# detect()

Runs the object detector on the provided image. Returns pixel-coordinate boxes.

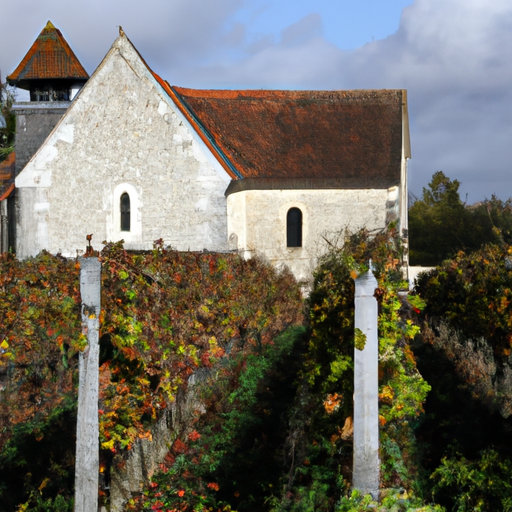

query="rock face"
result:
[423,322,512,419]
[109,410,175,511]
[109,371,208,511]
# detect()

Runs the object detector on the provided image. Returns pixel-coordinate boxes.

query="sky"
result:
[1,0,511,203]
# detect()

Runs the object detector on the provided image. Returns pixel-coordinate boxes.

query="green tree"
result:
[409,171,470,265]
[468,195,512,247]
[409,172,512,266]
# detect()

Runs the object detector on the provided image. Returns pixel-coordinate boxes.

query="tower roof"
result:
[7,21,89,90]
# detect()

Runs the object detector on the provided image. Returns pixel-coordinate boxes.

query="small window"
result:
[120,193,131,231]
[287,207,302,247]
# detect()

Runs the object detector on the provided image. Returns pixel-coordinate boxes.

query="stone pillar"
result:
[0,200,8,253]
[75,257,101,512]
[352,270,380,499]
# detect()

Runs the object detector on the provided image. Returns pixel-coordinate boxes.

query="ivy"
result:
[255,226,432,511]
[0,228,440,511]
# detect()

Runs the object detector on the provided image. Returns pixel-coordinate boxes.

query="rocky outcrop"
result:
[109,370,210,511]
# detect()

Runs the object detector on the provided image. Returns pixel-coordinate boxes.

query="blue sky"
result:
[1,0,511,203]
[233,0,413,50]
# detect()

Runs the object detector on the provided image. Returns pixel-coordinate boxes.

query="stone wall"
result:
[227,187,393,284]
[12,103,69,175]
[109,410,175,512]
[15,36,230,259]
[109,370,209,512]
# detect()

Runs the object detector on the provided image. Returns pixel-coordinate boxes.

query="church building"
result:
[8,23,411,283]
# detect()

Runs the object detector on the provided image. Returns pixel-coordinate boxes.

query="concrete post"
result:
[353,270,380,499]
[75,257,101,512]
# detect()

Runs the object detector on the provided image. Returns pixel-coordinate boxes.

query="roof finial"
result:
[118,25,125,37]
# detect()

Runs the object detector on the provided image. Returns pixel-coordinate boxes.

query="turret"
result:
[7,21,89,174]
[7,21,88,102]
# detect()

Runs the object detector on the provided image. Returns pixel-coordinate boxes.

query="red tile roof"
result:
[0,153,15,201]
[171,88,407,185]
[7,21,88,88]
[124,34,408,186]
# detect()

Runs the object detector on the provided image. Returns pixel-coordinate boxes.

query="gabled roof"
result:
[130,30,407,186]
[171,88,407,185]
[0,153,15,201]
[13,28,409,191]
[7,21,88,89]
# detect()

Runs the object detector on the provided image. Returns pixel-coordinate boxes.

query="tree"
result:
[130,227,434,512]
[409,171,470,265]
[409,171,512,266]
[413,243,512,511]
[0,81,15,161]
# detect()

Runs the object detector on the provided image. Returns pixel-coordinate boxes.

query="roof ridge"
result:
[170,86,243,179]
[112,31,241,180]
[172,88,405,181]
[172,87,404,102]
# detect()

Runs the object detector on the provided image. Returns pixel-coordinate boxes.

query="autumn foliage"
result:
[0,242,303,510]
[0,228,446,511]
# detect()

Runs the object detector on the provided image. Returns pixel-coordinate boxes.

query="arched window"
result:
[120,193,131,232]
[287,207,302,247]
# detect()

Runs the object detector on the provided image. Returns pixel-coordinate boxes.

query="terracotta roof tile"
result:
[172,88,405,184]
[0,153,15,201]
[7,21,88,87]
[131,34,406,185]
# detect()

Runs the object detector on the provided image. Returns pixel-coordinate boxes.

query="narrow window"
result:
[287,207,302,247]
[120,193,131,231]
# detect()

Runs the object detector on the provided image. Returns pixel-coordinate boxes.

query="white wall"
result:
[16,36,229,258]
[227,188,392,284]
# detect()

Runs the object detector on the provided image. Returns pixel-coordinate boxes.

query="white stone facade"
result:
[14,33,410,283]
[16,36,230,258]
[227,187,400,284]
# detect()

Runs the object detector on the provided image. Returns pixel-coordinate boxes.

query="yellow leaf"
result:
[1,340,9,350]
[38,477,50,492]
[101,439,115,450]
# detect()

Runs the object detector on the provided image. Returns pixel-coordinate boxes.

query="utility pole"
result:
[75,237,101,512]
[352,270,380,500]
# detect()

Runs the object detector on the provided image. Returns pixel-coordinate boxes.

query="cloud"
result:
[360,0,512,201]
[280,13,322,46]
[179,12,346,89]
[193,0,512,201]
[0,0,244,77]
[1,0,511,201]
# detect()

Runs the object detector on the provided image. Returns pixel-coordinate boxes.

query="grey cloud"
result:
[280,13,322,46]
[191,0,512,201]
[1,0,511,202]
[0,0,243,77]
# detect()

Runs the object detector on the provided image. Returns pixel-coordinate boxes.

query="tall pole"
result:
[352,270,380,499]
[75,254,101,512]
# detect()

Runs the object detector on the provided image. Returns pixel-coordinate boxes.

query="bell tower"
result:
[7,21,89,174]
